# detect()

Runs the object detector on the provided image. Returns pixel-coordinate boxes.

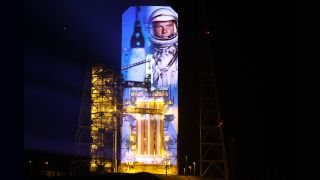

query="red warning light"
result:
[217,120,224,128]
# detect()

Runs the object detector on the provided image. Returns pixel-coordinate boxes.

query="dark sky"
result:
[24,0,294,179]
[24,0,130,155]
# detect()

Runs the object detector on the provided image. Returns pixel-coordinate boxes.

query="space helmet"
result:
[148,7,178,47]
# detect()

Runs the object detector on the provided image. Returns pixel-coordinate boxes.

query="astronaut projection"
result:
[120,6,178,174]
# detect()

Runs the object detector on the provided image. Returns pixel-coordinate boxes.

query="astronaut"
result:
[148,7,178,88]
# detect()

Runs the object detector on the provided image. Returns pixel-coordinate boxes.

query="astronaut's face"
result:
[153,20,175,39]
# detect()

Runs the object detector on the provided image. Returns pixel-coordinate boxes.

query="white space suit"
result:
[148,8,178,88]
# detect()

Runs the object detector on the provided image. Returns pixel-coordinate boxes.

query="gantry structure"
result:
[71,63,122,175]
[198,0,230,179]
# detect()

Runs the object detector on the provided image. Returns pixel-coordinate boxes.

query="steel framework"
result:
[70,62,92,175]
[70,63,122,175]
[198,1,230,179]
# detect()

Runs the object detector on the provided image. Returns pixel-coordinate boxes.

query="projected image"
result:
[120,6,178,174]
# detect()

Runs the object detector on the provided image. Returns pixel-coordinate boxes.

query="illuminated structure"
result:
[71,4,229,177]
[71,61,177,175]
[119,6,178,175]
[89,64,121,173]
[71,63,122,175]
[119,89,176,174]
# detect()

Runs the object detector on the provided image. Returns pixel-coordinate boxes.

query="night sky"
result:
[24,0,294,179]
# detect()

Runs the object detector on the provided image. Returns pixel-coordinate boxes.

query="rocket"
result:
[126,6,146,82]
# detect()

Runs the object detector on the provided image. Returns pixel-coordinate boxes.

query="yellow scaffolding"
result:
[90,65,119,173]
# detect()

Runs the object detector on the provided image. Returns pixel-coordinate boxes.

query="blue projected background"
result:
[120,6,178,172]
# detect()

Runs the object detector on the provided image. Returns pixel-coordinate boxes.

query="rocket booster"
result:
[126,7,146,82]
